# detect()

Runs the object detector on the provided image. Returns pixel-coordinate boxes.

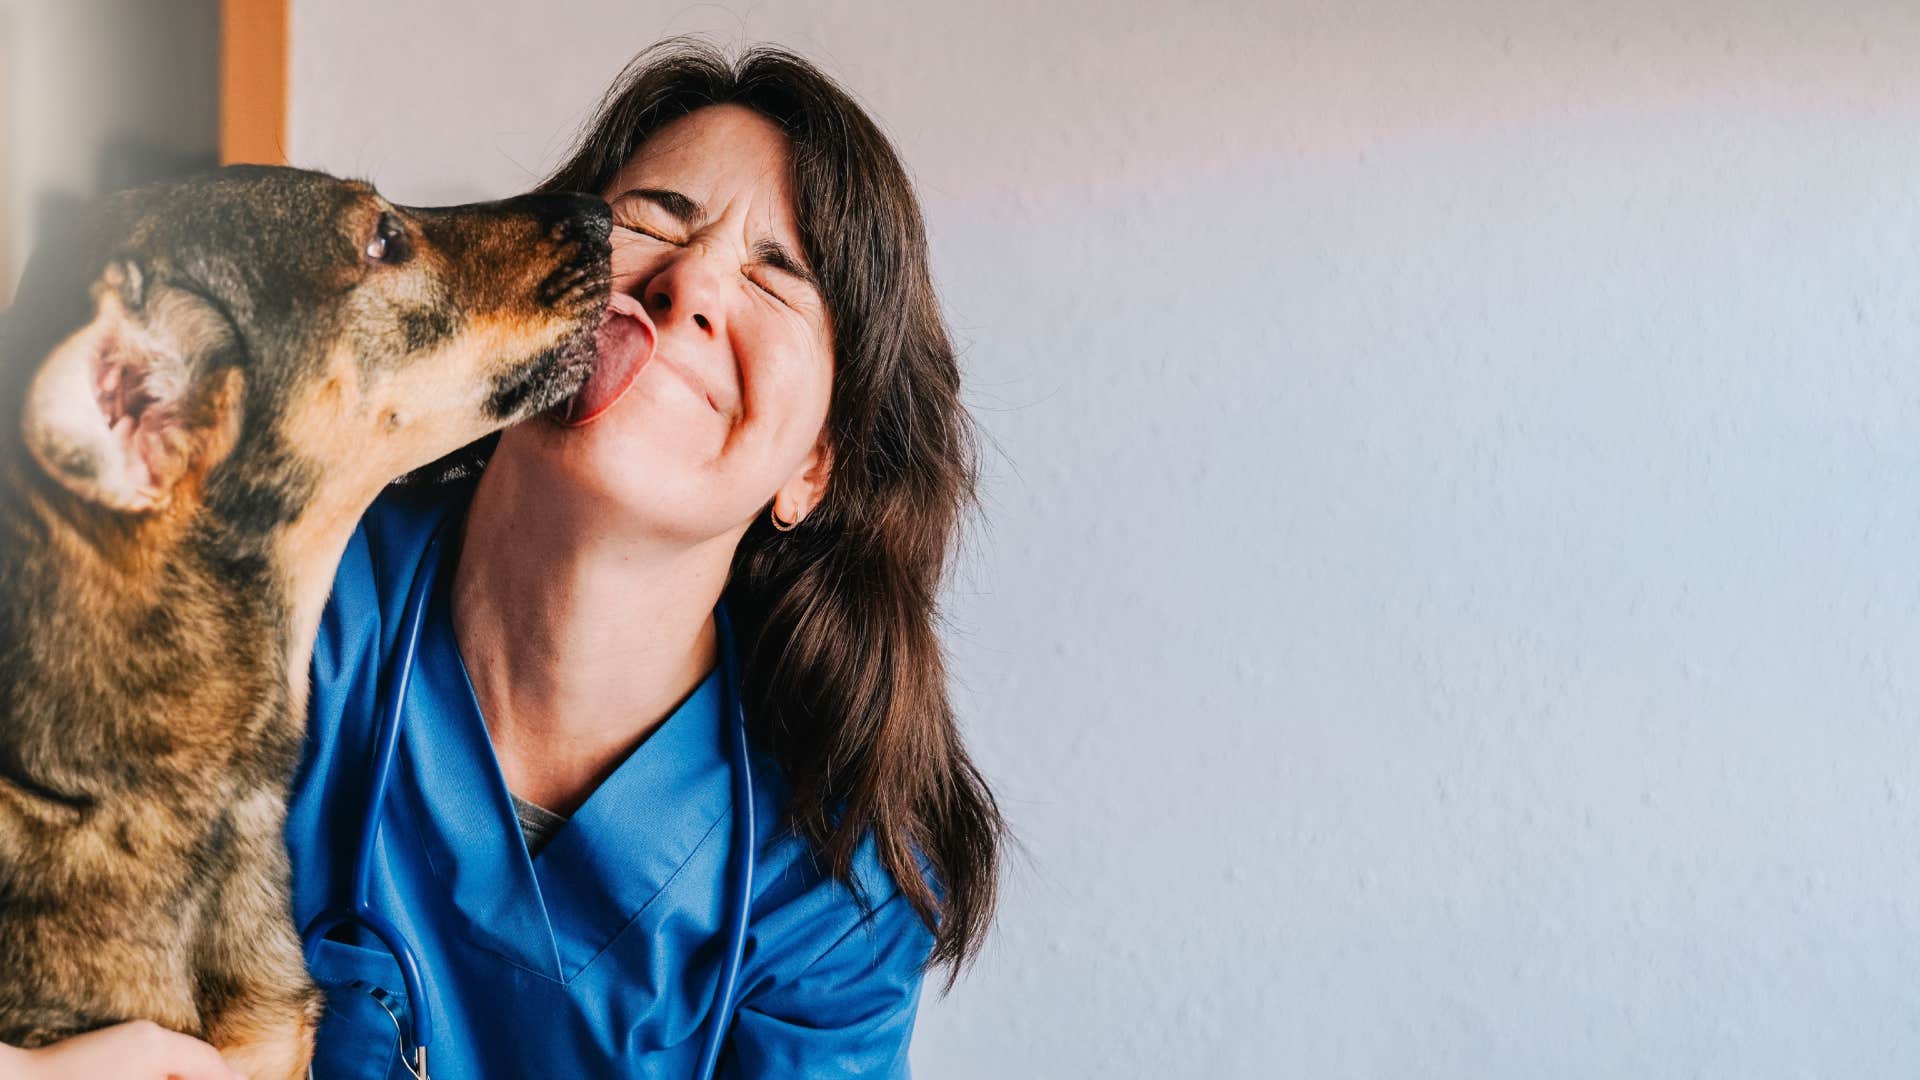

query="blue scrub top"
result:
[286,481,935,1078]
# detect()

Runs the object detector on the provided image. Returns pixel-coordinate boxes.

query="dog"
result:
[0,165,610,1076]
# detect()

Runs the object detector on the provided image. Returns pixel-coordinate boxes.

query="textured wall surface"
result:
[289,3,1920,1076]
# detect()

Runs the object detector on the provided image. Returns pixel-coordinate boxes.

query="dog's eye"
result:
[364,213,411,265]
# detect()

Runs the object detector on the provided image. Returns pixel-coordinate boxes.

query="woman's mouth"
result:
[554,291,655,427]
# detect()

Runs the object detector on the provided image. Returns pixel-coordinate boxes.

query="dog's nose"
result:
[528,193,612,249]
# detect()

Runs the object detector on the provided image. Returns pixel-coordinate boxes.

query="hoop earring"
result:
[769,503,800,532]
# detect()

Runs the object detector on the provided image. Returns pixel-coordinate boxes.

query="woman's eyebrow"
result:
[610,187,703,226]
[753,237,820,292]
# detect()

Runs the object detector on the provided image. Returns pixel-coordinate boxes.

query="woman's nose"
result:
[643,249,723,338]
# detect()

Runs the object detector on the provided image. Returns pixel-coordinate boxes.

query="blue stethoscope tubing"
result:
[299,520,757,1080]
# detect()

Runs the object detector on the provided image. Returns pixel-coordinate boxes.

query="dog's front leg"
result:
[193,788,323,1080]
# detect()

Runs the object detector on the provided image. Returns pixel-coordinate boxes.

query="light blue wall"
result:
[291,3,1920,1075]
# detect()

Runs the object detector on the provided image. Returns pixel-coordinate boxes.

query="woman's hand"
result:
[0,1021,245,1080]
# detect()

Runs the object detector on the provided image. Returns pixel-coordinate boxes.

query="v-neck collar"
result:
[396,513,734,983]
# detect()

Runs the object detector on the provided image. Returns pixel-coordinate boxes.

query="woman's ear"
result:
[778,434,834,521]
[21,261,244,513]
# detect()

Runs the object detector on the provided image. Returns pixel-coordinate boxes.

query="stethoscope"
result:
[300,520,757,1080]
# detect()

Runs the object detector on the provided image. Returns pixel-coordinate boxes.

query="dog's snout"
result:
[498,192,612,321]
[528,193,612,250]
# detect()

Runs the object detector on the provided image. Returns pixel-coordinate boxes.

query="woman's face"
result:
[504,104,834,544]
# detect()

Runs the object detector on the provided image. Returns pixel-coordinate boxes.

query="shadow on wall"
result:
[4,142,219,311]
[28,137,220,277]
[1,0,220,308]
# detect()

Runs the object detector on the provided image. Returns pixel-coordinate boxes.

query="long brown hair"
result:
[537,40,1002,982]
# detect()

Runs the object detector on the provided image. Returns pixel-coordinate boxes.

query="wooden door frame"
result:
[221,0,288,165]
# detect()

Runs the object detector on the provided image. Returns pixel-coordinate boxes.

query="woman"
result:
[1,39,1001,1079]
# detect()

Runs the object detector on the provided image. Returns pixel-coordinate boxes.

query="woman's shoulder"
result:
[326,481,474,617]
[312,478,474,695]
[729,761,937,1060]
[350,479,475,587]
[741,759,938,983]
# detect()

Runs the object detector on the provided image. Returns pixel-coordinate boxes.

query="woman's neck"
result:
[449,446,731,816]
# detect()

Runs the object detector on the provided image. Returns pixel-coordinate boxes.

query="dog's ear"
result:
[21,260,245,513]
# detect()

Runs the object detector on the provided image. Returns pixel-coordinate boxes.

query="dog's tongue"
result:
[558,292,655,427]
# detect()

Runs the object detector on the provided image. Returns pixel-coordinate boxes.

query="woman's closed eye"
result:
[748,241,819,311]
[747,270,789,306]
[613,220,680,246]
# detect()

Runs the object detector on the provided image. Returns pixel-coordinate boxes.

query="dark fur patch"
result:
[42,444,96,484]
[484,322,598,420]
[0,757,95,816]
[400,304,459,353]
[535,264,601,308]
